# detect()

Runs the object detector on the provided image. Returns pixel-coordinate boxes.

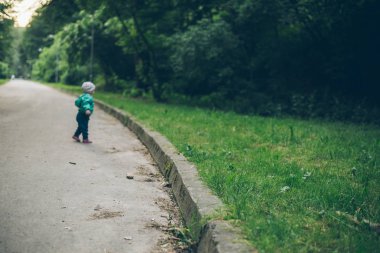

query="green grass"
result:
[0,79,8,85]
[50,82,380,252]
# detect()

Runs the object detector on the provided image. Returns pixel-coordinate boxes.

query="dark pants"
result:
[74,112,90,139]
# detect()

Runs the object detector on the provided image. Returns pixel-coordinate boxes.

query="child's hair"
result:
[82,81,96,93]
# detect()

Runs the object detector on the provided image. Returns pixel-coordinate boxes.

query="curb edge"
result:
[51,85,256,253]
[94,99,256,253]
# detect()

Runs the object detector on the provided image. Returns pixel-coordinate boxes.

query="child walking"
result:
[72,81,95,144]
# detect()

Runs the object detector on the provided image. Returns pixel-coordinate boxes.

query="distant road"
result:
[0,80,176,253]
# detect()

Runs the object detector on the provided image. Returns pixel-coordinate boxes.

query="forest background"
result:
[1,0,380,122]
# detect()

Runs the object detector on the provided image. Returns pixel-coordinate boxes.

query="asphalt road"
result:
[0,80,178,253]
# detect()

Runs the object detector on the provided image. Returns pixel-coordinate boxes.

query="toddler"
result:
[72,81,95,144]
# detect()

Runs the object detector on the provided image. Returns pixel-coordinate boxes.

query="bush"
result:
[169,18,241,97]
[0,61,9,79]
[61,65,88,85]
[32,41,62,82]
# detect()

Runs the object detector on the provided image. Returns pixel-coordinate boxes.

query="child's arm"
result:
[82,96,94,115]
[75,96,82,107]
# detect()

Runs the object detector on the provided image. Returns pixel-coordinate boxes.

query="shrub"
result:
[169,18,241,97]
[0,61,9,79]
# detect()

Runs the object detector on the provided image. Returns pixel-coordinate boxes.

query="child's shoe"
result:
[72,136,80,142]
[83,139,92,144]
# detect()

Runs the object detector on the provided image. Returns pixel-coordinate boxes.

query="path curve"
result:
[0,80,179,253]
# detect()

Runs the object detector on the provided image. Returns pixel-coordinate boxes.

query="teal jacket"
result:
[75,93,94,114]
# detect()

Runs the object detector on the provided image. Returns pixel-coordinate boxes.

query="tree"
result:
[169,18,241,97]
[0,0,14,78]
[22,0,380,121]
[20,0,80,77]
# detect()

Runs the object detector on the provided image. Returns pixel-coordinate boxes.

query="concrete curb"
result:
[94,100,256,253]
[52,84,256,253]
[198,221,257,253]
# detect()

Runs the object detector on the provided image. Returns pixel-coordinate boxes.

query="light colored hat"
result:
[82,81,96,93]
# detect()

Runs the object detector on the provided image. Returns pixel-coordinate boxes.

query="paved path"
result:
[0,80,178,253]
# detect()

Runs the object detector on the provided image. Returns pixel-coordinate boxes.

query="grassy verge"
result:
[50,82,380,252]
[0,79,8,85]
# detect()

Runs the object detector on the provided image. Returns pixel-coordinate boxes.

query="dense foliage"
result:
[0,1,15,78]
[20,0,380,123]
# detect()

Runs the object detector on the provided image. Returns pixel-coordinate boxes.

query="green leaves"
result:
[0,1,14,77]
[18,0,380,122]
[169,18,240,96]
